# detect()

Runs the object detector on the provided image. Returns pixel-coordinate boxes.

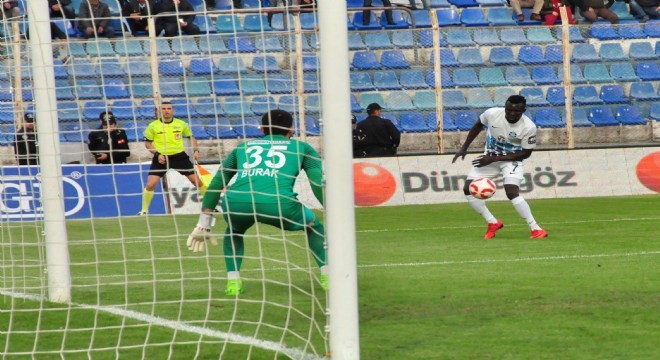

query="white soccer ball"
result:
[469,177,496,199]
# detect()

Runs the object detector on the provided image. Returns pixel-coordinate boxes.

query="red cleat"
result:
[530,229,548,239]
[484,220,503,239]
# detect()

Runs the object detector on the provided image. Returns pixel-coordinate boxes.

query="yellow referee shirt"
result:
[143,118,192,156]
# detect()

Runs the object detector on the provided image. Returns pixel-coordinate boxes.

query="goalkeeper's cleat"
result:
[530,229,548,239]
[484,219,504,239]
[136,211,148,216]
[320,274,329,292]
[225,279,244,296]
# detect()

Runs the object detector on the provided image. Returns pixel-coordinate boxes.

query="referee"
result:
[138,101,206,215]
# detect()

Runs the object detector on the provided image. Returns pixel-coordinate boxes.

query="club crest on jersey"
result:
[175,133,181,140]
[508,131,517,138]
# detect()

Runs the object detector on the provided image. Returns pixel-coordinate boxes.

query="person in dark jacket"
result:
[352,114,367,158]
[626,0,659,19]
[1,0,20,20]
[78,0,116,38]
[87,111,130,164]
[14,113,38,166]
[574,0,618,23]
[154,0,200,37]
[355,103,400,157]
[122,0,154,35]
[49,0,75,19]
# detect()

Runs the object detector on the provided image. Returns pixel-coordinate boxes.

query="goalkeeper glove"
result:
[186,213,218,253]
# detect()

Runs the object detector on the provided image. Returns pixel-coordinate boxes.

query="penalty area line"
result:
[0,289,323,360]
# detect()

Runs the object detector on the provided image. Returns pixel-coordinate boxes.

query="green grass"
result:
[2,195,659,359]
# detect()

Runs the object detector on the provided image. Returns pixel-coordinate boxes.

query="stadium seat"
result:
[571,44,600,62]
[466,88,494,108]
[554,26,586,43]
[353,51,381,70]
[417,29,443,48]
[350,72,376,91]
[159,78,185,98]
[399,113,430,132]
[544,44,563,63]
[122,121,148,143]
[505,66,534,85]
[629,42,656,60]
[531,66,560,85]
[557,64,587,84]
[142,39,173,56]
[195,15,217,34]
[195,97,226,118]
[461,8,489,26]
[457,48,485,66]
[66,42,88,58]
[159,57,185,76]
[644,20,660,37]
[266,74,293,94]
[428,111,458,131]
[493,87,517,106]
[636,62,660,81]
[449,0,479,7]
[488,8,517,26]
[429,0,451,7]
[189,57,219,75]
[534,108,564,128]
[381,50,411,69]
[227,36,257,53]
[277,95,297,114]
[86,39,115,57]
[619,21,646,39]
[515,8,543,25]
[616,105,646,125]
[546,86,566,106]
[520,88,549,107]
[171,98,198,118]
[501,29,529,45]
[446,29,475,46]
[426,69,455,88]
[365,32,394,49]
[302,73,319,93]
[83,101,110,122]
[453,68,480,87]
[599,43,628,61]
[573,86,603,105]
[304,117,322,136]
[111,100,139,121]
[250,96,276,116]
[381,10,409,29]
[306,94,321,113]
[300,12,319,30]
[489,47,517,65]
[55,80,75,101]
[430,49,459,67]
[436,8,461,26]
[413,91,436,110]
[400,70,429,89]
[68,59,96,79]
[407,9,432,28]
[359,92,386,110]
[60,123,90,143]
[479,67,507,86]
[57,101,82,122]
[352,12,381,30]
[216,14,244,33]
[52,59,69,80]
[588,106,618,126]
[185,76,212,97]
[218,57,248,74]
[224,97,254,117]
[76,79,103,100]
[387,91,415,111]
[130,78,153,98]
[255,35,283,52]
[198,37,229,54]
[347,33,367,50]
[374,71,402,90]
[243,14,273,32]
[473,29,500,45]
[454,111,478,130]
[171,38,201,55]
[252,56,281,73]
[569,108,593,127]
[443,90,469,109]
[392,31,414,48]
[299,54,320,72]
[630,82,660,101]
[609,1,635,20]
[649,102,660,121]
[188,119,211,140]
[96,58,125,77]
[527,27,555,44]
[103,78,130,99]
[590,21,620,40]
[610,62,640,81]
[477,0,504,5]
[584,64,612,83]
[213,76,240,96]
[240,75,267,95]
[518,45,548,65]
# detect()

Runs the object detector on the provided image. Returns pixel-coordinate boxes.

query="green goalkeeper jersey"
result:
[202,135,324,209]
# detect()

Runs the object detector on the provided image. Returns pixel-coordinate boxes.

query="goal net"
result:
[1,1,344,358]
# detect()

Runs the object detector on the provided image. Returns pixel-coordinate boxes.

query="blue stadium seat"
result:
[534,108,564,128]
[473,29,500,45]
[196,98,225,118]
[386,91,415,111]
[227,36,256,53]
[255,35,283,52]
[453,68,480,87]
[353,12,382,30]
[590,21,620,40]
[348,33,367,50]
[252,55,281,73]
[527,27,555,44]
[66,42,87,58]
[277,95,297,114]
[466,88,494,108]
[544,44,563,63]
[122,121,148,143]
[159,78,185,98]
[546,86,566,106]
[399,113,430,132]
[436,8,461,26]
[374,71,402,90]
[381,10,409,29]
[158,57,185,76]
[426,69,455,88]
[428,112,458,131]
[449,0,479,7]
[416,29,438,48]
[103,78,130,99]
[213,76,240,96]
[142,39,173,56]
[300,12,319,30]
[407,10,432,28]
[400,70,429,89]
[630,82,660,101]
[111,100,139,121]
[609,1,635,20]
[240,75,267,95]
[304,117,322,136]
[189,120,211,140]
[55,80,75,101]
[501,29,529,45]
[216,14,244,33]
[250,96,276,116]
[190,57,219,75]
[430,49,459,67]
[306,94,322,113]
[52,59,69,80]
[454,111,478,130]
[83,101,109,122]
[266,74,293,94]
[599,43,628,61]
[477,0,505,5]
[569,108,593,127]
[515,8,543,25]
[86,39,115,57]
[243,14,273,32]
[224,97,254,117]
[531,66,560,85]
[359,92,386,110]
[616,105,646,125]
[171,98,199,119]
[298,54,319,72]
[381,50,411,69]
[588,106,618,126]
[488,8,517,26]
[446,29,474,46]
[171,38,201,55]
[461,8,489,26]
[457,48,485,66]
[571,44,600,62]
[130,78,153,98]
[584,64,612,83]
[353,51,381,70]
[479,67,507,86]
[68,59,95,79]
[302,73,319,93]
[489,47,517,65]
[413,91,436,110]
[644,20,660,37]
[365,32,393,49]
[649,102,660,120]
[185,76,212,97]
[392,31,414,48]
[57,101,82,122]
[493,87,517,106]
[520,88,549,107]
[629,42,656,60]
[195,15,217,34]
[96,58,125,77]
[619,21,646,39]
[429,0,451,7]
[76,79,103,100]
[443,90,469,109]
[518,45,548,65]
[51,18,76,38]
[573,86,603,105]
[610,62,640,81]
[218,57,248,74]
[655,40,659,55]
[198,37,229,54]
[61,123,90,143]
[557,64,587,84]
[350,72,376,91]
[554,26,586,43]
[505,66,534,85]
[636,62,660,80]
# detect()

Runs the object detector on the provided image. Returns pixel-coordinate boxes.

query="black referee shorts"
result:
[148,151,195,177]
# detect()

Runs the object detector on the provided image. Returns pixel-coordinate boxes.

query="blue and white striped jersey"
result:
[479,108,537,158]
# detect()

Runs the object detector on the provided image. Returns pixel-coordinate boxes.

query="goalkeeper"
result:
[187,110,328,295]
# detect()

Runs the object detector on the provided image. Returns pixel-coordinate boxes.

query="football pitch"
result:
[1,195,659,359]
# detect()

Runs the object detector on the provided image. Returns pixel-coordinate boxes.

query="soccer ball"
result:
[469,177,496,199]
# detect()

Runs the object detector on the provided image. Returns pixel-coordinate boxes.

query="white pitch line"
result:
[0,289,323,360]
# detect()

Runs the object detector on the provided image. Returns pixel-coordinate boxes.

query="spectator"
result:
[625,0,659,20]
[508,0,545,21]
[352,114,367,158]
[49,0,75,20]
[574,0,618,23]
[544,0,576,25]
[14,113,38,166]
[122,0,154,35]
[233,0,242,9]
[355,103,400,157]
[1,0,20,21]
[363,0,395,26]
[154,0,200,37]
[87,111,131,165]
[78,0,116,38]
[204,0,215,11]
[267,0,288,27]
[298,0,316,10]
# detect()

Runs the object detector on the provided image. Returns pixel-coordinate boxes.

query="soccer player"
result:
[138,101,206,215]
[452,95,548,239]
[186,110,328,295]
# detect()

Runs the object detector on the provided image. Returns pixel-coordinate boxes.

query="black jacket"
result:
[87,128,130,164]
[355,115,401,157]
[155,0,196,26]
[14,127,38,166]
[122,0,154,17]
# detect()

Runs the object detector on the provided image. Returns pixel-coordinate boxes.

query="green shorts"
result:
[220,200,318,233]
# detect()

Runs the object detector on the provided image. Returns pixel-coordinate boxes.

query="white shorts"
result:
[467,160,525,186]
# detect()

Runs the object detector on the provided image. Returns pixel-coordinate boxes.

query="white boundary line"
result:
[0,289,323,360]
